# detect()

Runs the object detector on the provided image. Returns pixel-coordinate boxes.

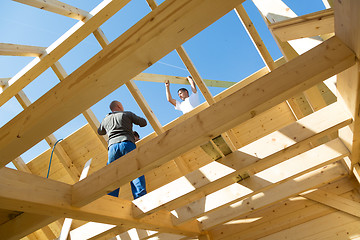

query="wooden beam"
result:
[68,36,354,206]
[13,0,90,21]
[0,43,46,57]
[133,73,236,88]
[301,189,360,218]
[172,138,348,225]
[51,60,108,149]
[354,163,360,184]
[269,9,334,41]
[255,211,359,240]
[58,159,92,240]
[69,222,128,240]
[335,0,360,168]
[0,168,201,236]
[0,0,131,107]
[8,156,59,239]
[13,87,81,182]
[199,161,347,229]
[234,4,276,71]
[0,213,58,240]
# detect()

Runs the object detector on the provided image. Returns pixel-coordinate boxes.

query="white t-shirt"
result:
[175,91,200,114]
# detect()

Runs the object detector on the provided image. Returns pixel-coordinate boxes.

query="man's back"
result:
[98,111,147,146]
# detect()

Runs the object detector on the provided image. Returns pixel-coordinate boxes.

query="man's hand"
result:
[165,79,170,88]
[186,76,197,93]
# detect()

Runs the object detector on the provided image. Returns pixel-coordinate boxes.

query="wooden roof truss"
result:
[1,0,360,239]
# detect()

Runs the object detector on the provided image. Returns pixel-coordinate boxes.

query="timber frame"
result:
[1,0,360,239]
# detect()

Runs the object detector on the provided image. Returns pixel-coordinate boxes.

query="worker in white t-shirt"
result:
[165,76,200,114]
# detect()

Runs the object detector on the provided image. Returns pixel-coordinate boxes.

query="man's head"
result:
[109,100,124,112]
[177,88,189,101]
[133,131,140,142]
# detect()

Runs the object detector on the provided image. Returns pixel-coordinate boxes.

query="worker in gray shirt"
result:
[98,100,147,199]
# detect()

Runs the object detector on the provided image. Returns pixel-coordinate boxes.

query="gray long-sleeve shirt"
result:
[98,111,147,147]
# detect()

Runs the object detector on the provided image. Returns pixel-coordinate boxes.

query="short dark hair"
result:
[177,88,188,94]
[133,131,139,139]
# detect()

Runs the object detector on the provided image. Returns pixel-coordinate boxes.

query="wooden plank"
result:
[0,169,201,236]
[13,0,90,21]
[335,0,360,168]
[51,60,108,149]
[0,213,57,240]
[130,103,351,218]
[199,162,347,229]
[69,222,125,240]
[0,78,11,88]
[8,155,59,239]
[14,86,81,182]
[175,45,215,105]
[172,138,349,225]
[70,37,355,207]
[260,211,359,240]
[0,43,46,57]
[301,189,360,218]
[133,73,236,88]
[0,0,131,107]
[235,4,276,70]
[270,9,334,41]
[354,163,360,184]
[126,80,164,134]
[58,159,92,240]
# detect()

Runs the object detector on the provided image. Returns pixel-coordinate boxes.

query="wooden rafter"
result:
[235,4,276,71]
[133,73,236,88]
[13,0,90,21]
[2,0,360,239]
[0,43,46,57]
[269,8,334,41]
[335,0,360,170]
[71,37,355,207]
[0,0,131,108]
[51,61,108,149]
[200,162,347,229]
[0,213,57,240]
[301,189,360,218]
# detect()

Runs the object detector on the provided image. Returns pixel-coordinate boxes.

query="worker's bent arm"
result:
[165,80,176,106]
[187,76,197,94]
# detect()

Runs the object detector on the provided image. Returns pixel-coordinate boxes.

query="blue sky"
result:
[0,0,327,166]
